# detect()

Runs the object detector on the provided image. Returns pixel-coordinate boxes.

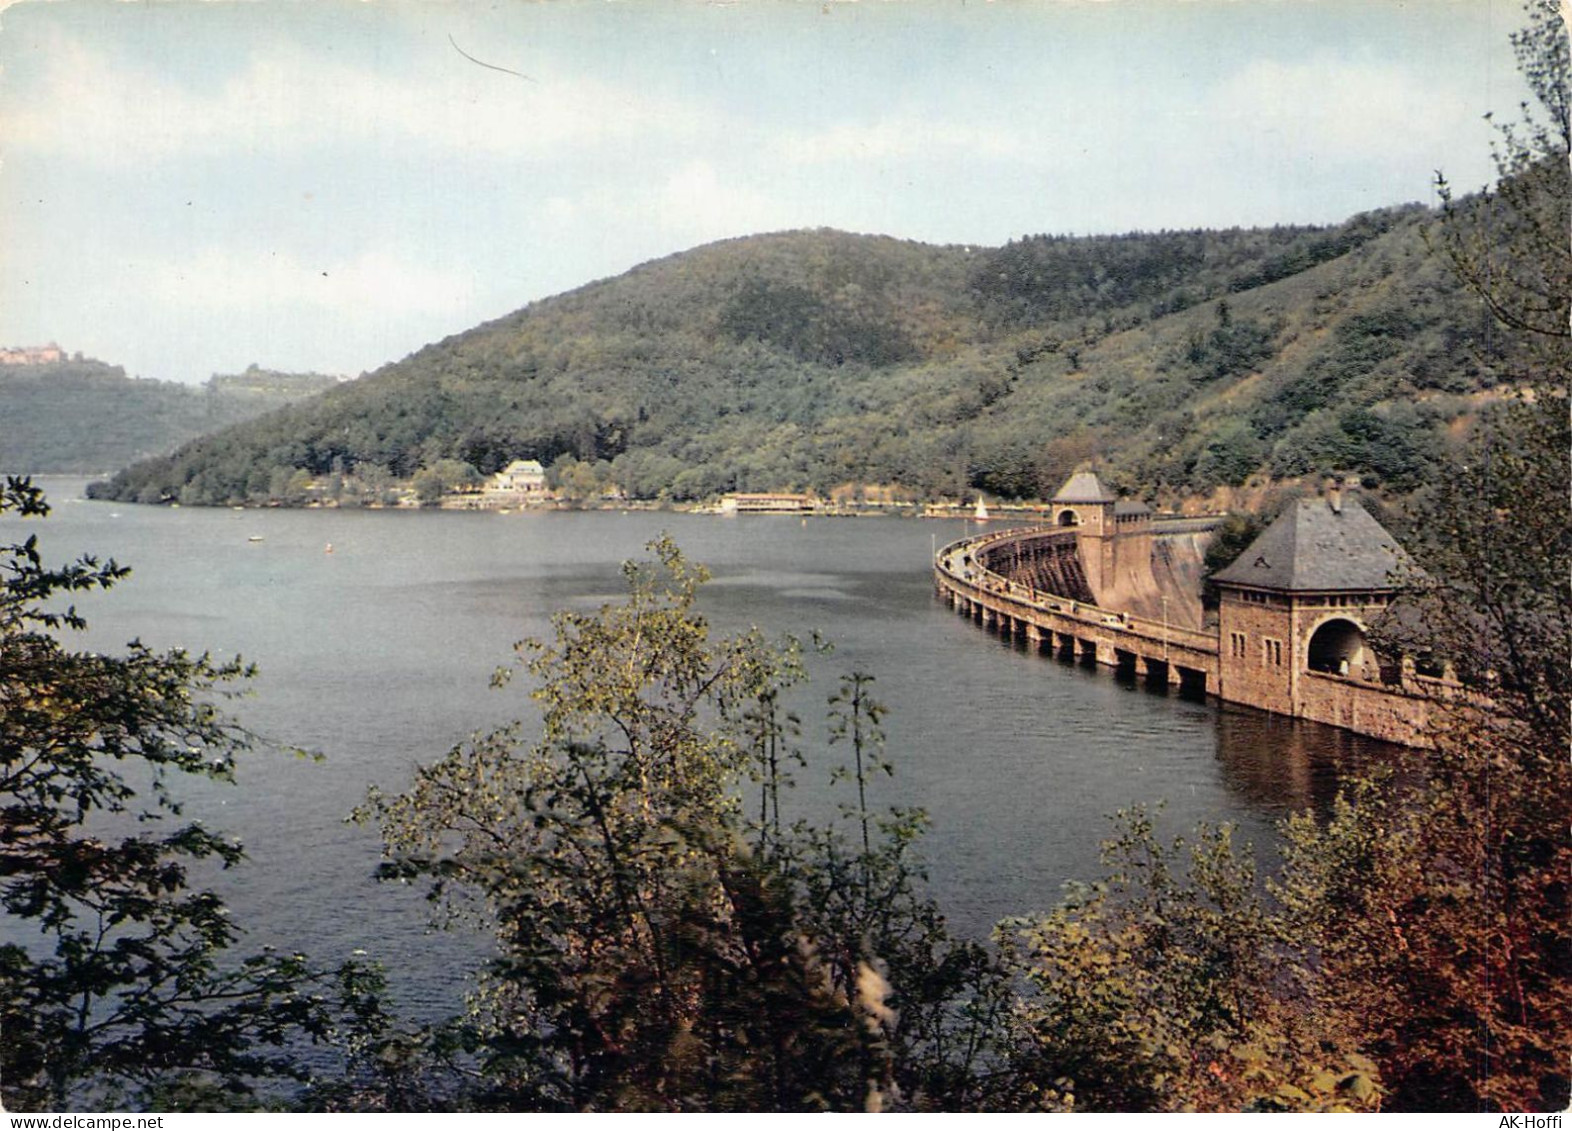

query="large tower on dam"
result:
[1210,488,1424,739]
[1050,471,1133,596]
[1048,471,1192,625]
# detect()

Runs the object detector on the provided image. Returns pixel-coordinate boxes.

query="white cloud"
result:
[516,160,802,263]
[655,160,790,245]
[1211,57,1478,165]
[145,247,476,321]
[540,196,580,226]
[3,29,717,167]
[773,117,1032,167]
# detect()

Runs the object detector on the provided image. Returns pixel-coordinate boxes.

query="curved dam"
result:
[972,516,1216,631]
[937,521,1221,696]
[934,484,1445,747]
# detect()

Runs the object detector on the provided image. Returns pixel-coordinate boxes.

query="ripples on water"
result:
[10,484,1396,1011]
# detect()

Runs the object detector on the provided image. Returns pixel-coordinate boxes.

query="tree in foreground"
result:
[996,809,1378,1112]
[1290,351,1569,1112]
[0,477,357,1110]
[1273,2,1570,1110]
[1434,0,1569,345]
[361,537,1006,1111]
[1274,287,1570,1110]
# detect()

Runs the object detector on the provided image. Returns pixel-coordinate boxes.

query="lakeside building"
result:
[492,459,547,494]
[442,459,553,510]
[476,459,547,504]
[718,492,818,514]
[1209,486,1444,741]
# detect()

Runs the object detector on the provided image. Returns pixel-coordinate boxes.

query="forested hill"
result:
[93,204,1507,507]
[2,360,340,474]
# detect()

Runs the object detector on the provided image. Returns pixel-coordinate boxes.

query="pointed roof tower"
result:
[1051,470,1117,504]
[1212,493,1408,592]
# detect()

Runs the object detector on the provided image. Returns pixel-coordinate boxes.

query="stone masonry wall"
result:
[1216,592,1295,717]
[1297,671,1431,746]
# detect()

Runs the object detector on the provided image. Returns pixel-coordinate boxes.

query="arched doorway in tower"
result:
[1057,509,1079,527]
[1307,618,1369,676]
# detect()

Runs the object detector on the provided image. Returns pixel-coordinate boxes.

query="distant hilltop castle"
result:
[0,342,64,366]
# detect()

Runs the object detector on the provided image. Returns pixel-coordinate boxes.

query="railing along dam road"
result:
[935,525,1220,696]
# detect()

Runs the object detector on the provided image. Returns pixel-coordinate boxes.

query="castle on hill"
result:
[0,343,64,366]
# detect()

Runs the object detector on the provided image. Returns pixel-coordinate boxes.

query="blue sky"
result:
[0,0,1528,384]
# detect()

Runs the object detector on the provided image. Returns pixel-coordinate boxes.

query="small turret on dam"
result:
[975,471,1210,630]
[935,473,1449,746]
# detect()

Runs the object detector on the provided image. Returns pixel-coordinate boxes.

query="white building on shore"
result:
[475,459,549,507]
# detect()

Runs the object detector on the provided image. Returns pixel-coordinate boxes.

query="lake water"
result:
[11,480,1395,1015]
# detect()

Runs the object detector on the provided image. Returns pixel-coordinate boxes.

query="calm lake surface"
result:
[15,479,1396,1014]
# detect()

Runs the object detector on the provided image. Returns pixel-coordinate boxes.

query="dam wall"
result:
[937,507,1442,747]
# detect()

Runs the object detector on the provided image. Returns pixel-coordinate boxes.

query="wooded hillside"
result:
[90,204,1509,507]
[2,361,339,474]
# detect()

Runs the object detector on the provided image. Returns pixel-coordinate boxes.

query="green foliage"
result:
[1191,419,1267,490]
[997,808,1376,1112]
[205,365,340,400]
[781,671,1010,1111]
[1201,512,1267,577]
[827,672,889,865]
[1183,302,1278,382]
[967,222,1403,330]
[0,478,356,1110]
[358,538,1005,1111]
[1266,404,1441,490]
[546,455,616,506]
[1222,207,1417,294]
[1199,510,1270,608]
[412,458,480,504]
[719,276,918,367]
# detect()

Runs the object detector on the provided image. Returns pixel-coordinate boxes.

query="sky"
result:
[0,0,1531,385]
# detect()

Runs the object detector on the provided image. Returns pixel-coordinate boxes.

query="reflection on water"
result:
[1213,703,1384,818]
